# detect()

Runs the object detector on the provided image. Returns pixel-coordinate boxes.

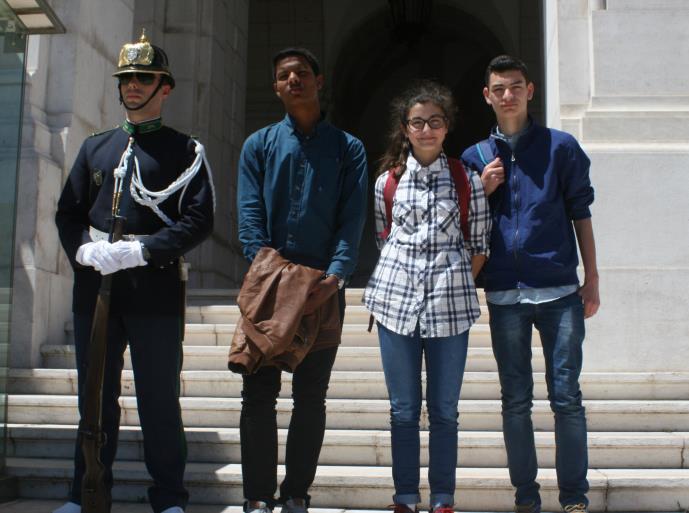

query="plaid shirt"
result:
[363,153,491,338]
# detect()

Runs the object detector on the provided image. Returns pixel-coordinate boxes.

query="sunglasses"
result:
[118,73,158,86]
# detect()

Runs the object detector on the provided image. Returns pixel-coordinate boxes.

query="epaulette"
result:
[89,125,119,138]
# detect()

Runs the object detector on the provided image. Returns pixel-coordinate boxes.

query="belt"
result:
[89,226,188,280]
[89,226,147,242]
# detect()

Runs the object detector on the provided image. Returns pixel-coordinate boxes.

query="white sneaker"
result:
[52,503,81,513]
[247,501,272,513]
[161,508,184,513]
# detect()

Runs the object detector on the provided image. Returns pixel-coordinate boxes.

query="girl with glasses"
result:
[363,80,490,513]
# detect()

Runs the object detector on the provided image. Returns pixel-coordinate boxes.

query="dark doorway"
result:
[328,2,543,286]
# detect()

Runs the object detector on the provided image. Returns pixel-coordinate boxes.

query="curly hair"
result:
[377,80,457,177]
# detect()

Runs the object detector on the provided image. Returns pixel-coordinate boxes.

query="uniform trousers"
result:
[70,311,189,513]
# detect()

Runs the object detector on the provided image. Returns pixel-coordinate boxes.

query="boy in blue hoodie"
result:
[461,55,600,513]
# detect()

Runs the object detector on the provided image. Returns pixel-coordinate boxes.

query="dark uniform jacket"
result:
[55,123,215,315]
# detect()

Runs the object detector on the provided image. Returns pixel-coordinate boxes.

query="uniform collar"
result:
[122,117,163,135]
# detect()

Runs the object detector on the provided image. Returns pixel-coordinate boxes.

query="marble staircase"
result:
[5,289,689,511]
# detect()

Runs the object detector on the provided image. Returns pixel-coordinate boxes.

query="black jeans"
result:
[71,312,188,513]
[240,345,339,506]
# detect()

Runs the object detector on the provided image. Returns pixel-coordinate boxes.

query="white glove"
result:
[111,240,148,270]
[76,240,120,275]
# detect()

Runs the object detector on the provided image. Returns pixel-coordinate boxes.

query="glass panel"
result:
[0,0,26,474]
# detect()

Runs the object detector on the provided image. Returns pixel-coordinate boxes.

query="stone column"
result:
[556,0,689,371]
[134,0,250,288]
[12,0,135,368]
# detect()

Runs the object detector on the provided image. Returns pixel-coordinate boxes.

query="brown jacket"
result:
[228,247,341,374]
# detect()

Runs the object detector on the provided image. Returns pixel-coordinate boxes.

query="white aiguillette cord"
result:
[112,137,134,215]
[127,139,217,226]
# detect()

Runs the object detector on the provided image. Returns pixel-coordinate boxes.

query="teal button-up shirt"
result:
[237,114,368,281]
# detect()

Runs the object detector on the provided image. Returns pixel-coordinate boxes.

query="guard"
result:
[54,30,215,513]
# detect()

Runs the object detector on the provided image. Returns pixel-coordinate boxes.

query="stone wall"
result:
[554,0,689,371]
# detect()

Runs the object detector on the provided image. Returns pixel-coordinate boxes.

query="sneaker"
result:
[515,502,541,513]
[52,503,81,513]
[246,501,272,513]
[281,498,308,513]
[161,507,185,513]
[430,505,454,513]
[563,504,588,513]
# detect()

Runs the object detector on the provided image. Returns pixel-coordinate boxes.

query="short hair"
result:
[271,47,321,80]
[485,55,530,85]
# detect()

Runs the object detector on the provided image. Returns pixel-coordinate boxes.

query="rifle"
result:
[79,138,132,513]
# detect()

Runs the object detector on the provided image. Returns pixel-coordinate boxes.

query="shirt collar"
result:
[122,117,163,135]
[282,112,327,138]
[406,151,447,176]
[491,116,534,150]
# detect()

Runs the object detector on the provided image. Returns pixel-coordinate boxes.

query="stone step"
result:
[187,288,239,306]
[187,288,487,306]
[185,304,490,325]
[63,322,503,348]
[10,369,689,401]
[41,345,539,372]
[0,500,404,513]
[9,424,688,469]
[9,395,688,431]
[7,457,689,511]
[186,322,497,347]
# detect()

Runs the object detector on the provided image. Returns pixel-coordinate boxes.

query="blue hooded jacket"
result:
[461,121,594,292]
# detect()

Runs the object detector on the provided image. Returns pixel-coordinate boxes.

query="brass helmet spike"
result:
[139,28,148,44]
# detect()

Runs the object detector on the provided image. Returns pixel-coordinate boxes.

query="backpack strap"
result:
[447,158,471,242]
[379,167,402,240]
[475,140,494,167]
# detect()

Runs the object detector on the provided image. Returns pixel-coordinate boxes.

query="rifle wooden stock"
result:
[79,216,125,513]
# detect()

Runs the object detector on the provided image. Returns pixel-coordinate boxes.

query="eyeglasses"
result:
[118,73,158,86]
[407,116,448,131]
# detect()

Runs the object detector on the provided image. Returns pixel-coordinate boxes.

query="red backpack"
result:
[379,157,471,241]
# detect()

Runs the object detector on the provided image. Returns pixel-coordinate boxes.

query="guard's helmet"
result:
[113,29,175,88]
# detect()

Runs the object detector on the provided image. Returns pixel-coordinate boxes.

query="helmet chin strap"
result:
[118,79,164,112]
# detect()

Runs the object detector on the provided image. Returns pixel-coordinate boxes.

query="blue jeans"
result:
[488,292,588,507]
[378,323,469,506]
